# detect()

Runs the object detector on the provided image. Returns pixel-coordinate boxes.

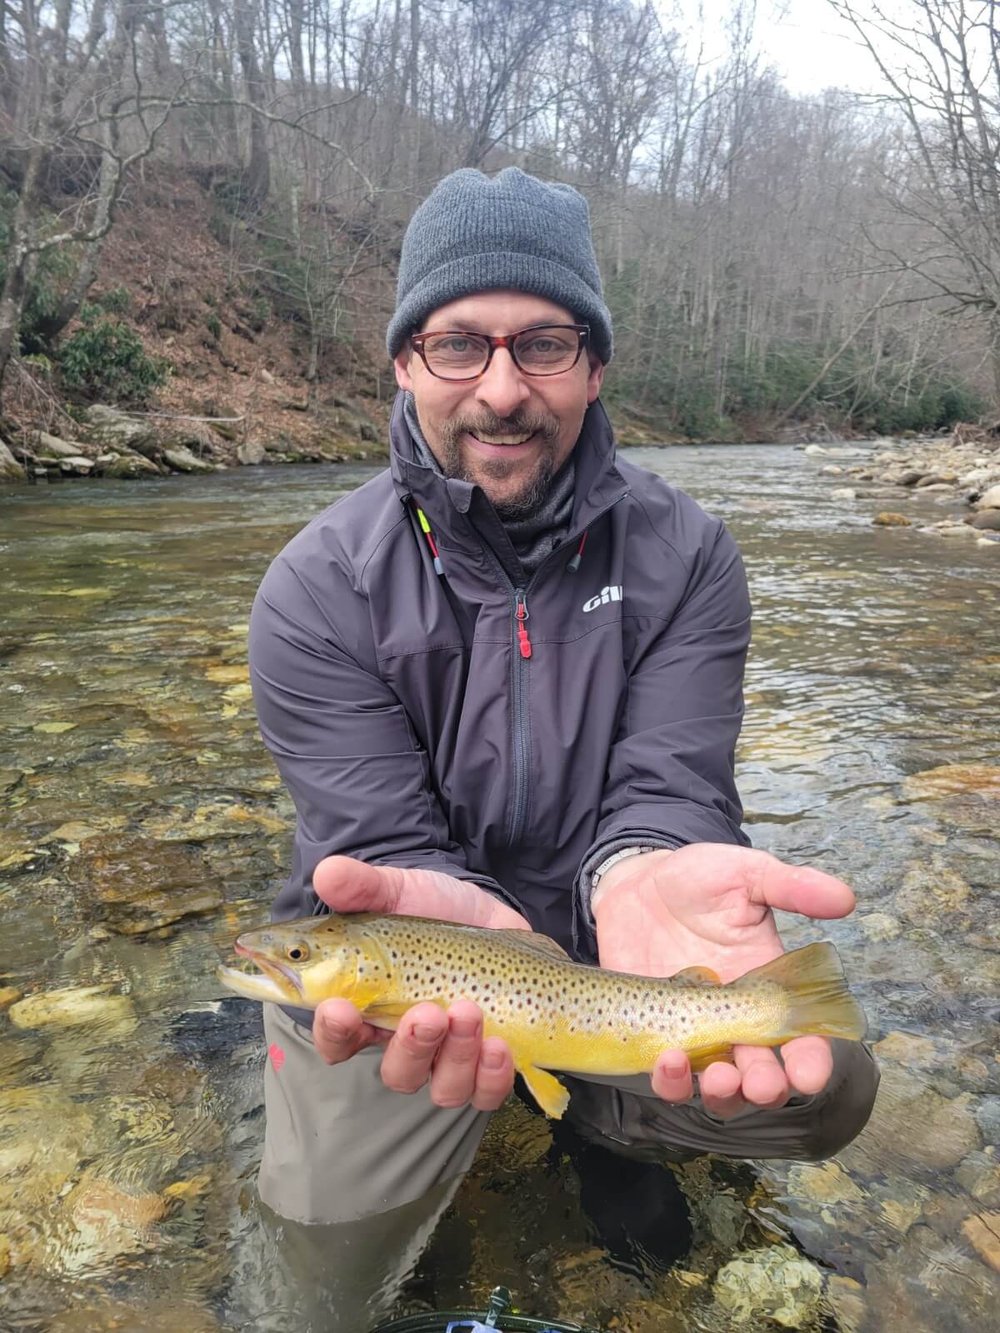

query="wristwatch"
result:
[590,844,657,888]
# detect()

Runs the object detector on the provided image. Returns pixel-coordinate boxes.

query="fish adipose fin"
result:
[745,941,868,1042]
[519,1064,570,1118]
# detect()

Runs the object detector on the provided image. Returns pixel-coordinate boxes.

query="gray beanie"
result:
[387,167,613,363]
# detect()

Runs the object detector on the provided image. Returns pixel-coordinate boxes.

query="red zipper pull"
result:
[515,591,532,659]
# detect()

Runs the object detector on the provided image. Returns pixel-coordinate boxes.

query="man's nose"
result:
[474,347,531,417]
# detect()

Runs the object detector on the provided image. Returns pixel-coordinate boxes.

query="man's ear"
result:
[394,350,414,391]
[586,353,605,404]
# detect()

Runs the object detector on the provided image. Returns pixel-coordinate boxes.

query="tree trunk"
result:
[0,144,45,400]
[233,0,271,213]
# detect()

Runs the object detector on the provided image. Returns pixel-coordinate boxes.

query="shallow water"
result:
[1,446,997,1330]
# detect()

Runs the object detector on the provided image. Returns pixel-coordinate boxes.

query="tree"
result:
[830,0,1000,412]
[0,0,182,399]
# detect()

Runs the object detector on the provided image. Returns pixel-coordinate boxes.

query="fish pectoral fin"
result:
[671,965,721,985]
[359,1002,409,1031]
[518,1064,570,1119]
[686,1042,735,1073]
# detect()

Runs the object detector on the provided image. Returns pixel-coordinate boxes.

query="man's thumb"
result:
[313,856,399,913]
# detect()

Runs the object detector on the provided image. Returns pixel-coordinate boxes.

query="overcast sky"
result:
[670,0,888,95]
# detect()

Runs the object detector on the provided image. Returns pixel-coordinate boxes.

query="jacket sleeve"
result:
[249,551,514,917]
[572,516,752,951]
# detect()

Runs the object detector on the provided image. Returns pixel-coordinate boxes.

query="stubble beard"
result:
[436,409,562,520]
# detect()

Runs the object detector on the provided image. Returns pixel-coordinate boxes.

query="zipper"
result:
[509,586,532,844]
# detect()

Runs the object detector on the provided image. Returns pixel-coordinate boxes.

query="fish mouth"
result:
[230,941,306,1000]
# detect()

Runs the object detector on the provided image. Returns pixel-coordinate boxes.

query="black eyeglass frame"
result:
[409,323,591,381]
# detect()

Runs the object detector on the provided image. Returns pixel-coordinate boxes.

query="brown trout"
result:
[217,912,866,1118]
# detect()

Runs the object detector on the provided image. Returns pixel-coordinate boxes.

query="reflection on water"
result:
[1,448,998,1330]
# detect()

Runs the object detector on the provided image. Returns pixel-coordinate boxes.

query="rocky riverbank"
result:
[800,427,1000,547]
[0,398,383,483]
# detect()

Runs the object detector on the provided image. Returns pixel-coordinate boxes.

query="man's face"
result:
[394,290,605,519]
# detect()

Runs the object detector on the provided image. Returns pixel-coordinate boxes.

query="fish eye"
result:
[286,944,310,962]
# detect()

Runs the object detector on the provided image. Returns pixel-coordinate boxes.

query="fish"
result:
[217,913,867,1118]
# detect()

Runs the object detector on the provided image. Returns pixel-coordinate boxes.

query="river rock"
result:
[45,1297,222,1333]
[36,431,90,458]
[840,1064,980,1174]
[873,1029,938,1069]
[824,1274,867,1333]
[956,1151,1000,1207]
[865,1222,998,1329]
[163,446,215,474]
[237,440,266,465]
[935,522,978,537]
[85,403,158,453]
[873,511,911,526]
[713,1243,824,1328]
[975,483,1000,509]
[8,984,138,1035]
[857,911,901,941]
[903,763,1000,800]
[975,1096,1000,1147]
[830,487,857,499]
[969,509,1000,530]
[895,858,971,919]
[0,437,26,481]
[962,1212,1000,1272]
[786,1160,865,1206]
[66,832,223,934]
[100,450,161,478]
[58,455,95,475]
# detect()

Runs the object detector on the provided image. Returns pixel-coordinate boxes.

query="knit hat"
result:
[386,167,613,363]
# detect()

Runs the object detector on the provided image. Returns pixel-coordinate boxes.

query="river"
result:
[1,445,998,1331]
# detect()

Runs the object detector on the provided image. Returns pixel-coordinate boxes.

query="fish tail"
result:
[742,942,868,1042]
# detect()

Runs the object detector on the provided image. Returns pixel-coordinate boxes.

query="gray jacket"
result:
[249,394,751,957]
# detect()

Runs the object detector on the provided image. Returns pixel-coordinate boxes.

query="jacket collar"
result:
[388,390,629,541]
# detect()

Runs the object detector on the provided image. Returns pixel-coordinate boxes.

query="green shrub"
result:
[59,305,169,405]
[94,286,132,315]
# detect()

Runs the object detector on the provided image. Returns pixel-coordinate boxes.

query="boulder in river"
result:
[85,403,159,456]
[873,511,911,526]
[0,438,26,481]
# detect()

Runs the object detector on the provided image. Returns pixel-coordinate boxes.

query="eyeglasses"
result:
[409,324,590,381]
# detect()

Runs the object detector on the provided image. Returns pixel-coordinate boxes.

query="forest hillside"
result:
[2,0,999,480]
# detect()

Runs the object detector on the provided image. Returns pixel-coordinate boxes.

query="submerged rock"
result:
[713,1242,824,1328]
[67,832,223,935]
[841,1064,981,1174]
[8,984,138,1035]
[903,763,1000,800]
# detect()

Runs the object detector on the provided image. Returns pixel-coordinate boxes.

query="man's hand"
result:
[309,856,529,1111]
[592,843,856,1120]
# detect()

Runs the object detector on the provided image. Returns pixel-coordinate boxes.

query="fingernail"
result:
[661,1060,687,1079]
[481,1047,505,1070]
[451,1018,479,1040]
[414,1023,440,1043]
[321,1018,348,1042]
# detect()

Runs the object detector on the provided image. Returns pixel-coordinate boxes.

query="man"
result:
[248,168,878,1250]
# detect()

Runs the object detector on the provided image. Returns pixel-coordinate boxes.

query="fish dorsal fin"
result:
[672,965,721,985]
[498,929,570,959]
